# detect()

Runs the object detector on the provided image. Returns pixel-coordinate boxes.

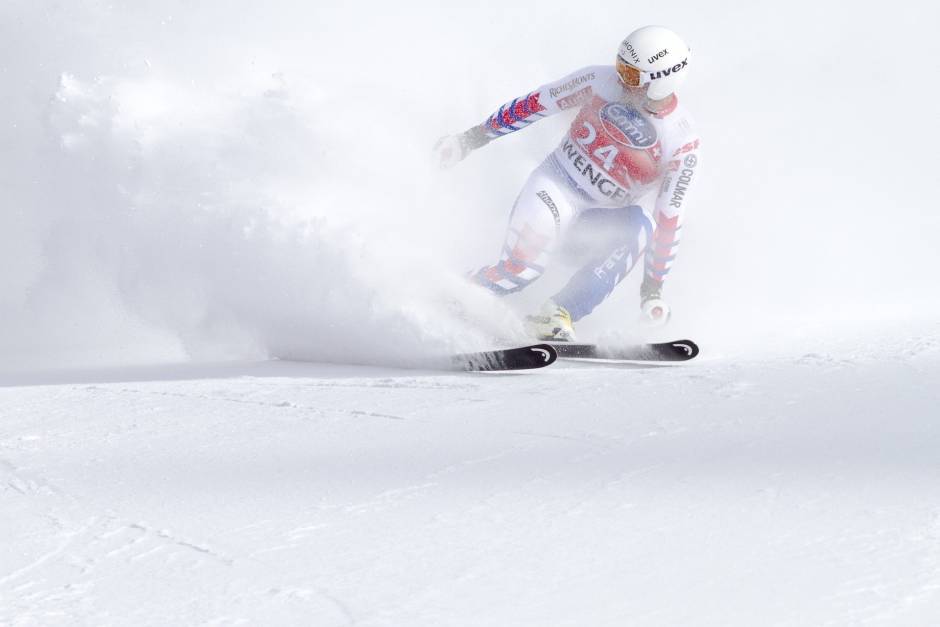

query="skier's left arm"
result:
[641,136,703,320]
[434,67,603,168]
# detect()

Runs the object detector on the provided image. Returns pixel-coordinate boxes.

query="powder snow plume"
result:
[0,3,526,371]
[1,0,939,371]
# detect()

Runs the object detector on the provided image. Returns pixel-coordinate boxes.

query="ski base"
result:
[453,344,558,371]
[548,339,699,362]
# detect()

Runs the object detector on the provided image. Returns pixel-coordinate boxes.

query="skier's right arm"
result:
[435,66,604,168]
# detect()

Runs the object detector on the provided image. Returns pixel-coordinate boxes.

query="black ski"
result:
[453,344,558,371]
[549,339,699,362]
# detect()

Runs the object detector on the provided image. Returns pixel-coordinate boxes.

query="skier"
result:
[434,26,702,341]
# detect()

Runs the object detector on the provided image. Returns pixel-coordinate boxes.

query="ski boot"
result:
[525,301,576,342]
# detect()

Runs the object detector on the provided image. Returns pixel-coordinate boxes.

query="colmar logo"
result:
[669,153,698,209]
[648,58,688,81]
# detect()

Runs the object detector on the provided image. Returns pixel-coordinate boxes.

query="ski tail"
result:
[453,344,558,371]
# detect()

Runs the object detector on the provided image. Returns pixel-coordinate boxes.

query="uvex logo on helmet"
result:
[647,49,668,64]
[648,58,688,81]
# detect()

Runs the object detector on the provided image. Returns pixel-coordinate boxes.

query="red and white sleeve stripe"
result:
[647,139,701,285]
[645,213,682,283]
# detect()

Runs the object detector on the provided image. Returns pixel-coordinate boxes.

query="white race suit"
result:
[468,64,702,321]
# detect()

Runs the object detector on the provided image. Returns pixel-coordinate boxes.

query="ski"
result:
[548,339,699,362]
[452,344,558,371]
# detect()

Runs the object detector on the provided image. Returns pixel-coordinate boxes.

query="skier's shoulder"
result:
[541,65,617,102]
[654,96,701,149]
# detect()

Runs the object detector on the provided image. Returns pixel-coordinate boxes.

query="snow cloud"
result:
[0,1,937,370]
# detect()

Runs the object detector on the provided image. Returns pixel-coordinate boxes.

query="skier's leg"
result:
[551,205,653,322]
[471,162,576,294]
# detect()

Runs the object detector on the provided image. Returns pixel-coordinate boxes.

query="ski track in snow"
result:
[2,326,940,625]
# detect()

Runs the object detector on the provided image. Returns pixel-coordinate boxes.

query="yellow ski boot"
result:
[525,301,576,342]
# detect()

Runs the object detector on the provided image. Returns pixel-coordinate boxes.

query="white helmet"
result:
[616,26,691,100]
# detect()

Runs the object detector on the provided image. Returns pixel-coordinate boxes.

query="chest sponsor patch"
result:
[560,96,663,195]
[598,102,658,149]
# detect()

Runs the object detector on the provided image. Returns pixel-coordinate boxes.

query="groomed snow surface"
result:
[3,1,940,625]
[3,325,940,625]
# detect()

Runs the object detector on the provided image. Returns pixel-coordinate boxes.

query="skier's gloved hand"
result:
[433,134,465,169]
[432,125,492,170]
[641,297,671,325]
[640,276,671,326]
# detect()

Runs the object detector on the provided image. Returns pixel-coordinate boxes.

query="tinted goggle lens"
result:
[616,57,647,87]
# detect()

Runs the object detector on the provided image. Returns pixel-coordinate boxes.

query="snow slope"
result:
[2,0,940,624]
[2,324,940,625]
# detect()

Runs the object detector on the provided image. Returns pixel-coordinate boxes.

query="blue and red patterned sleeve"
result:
[482,91,552,139]
[463,66,606,149]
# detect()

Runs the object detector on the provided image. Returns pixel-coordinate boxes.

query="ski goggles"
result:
[616,56,650,87]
